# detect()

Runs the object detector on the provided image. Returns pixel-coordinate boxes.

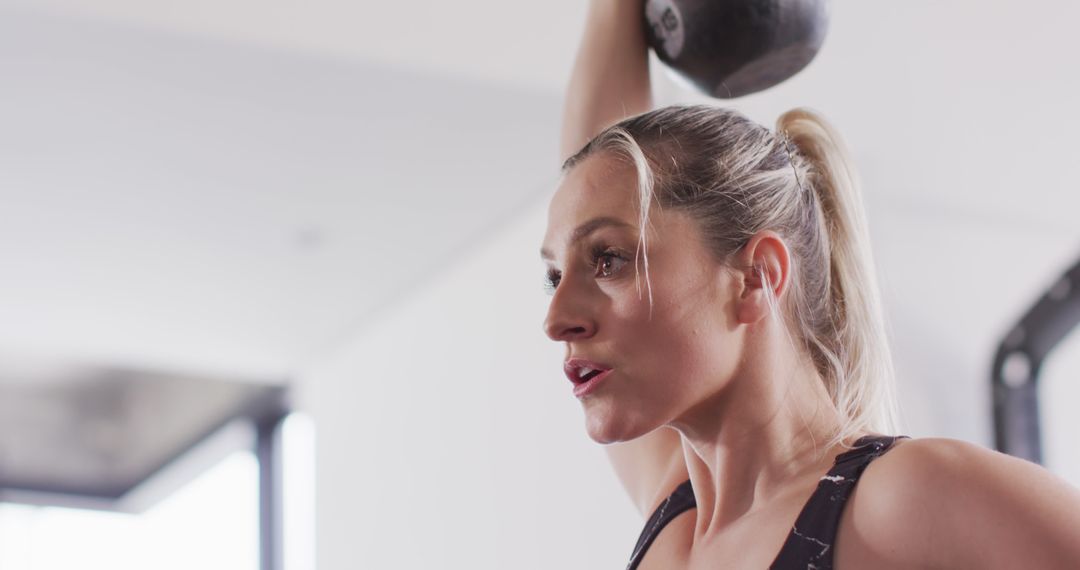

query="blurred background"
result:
[0,0,1078,568]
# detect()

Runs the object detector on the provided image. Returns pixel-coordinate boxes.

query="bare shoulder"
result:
[836,437,1080,569]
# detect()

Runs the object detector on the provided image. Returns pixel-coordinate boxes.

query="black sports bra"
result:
[626,435,908,570]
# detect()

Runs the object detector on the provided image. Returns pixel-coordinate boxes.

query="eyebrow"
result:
[540,216,635,261]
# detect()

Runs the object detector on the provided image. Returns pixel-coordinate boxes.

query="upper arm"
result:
[560,0,652,162]
[844,438,1080,569]
[604,425,689,519]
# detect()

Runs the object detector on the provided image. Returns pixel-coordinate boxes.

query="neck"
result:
[668,321,846,542]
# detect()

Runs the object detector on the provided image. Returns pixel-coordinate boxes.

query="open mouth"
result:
[570,366,613,397]
[576,368,603,384]
[564,359,613,390]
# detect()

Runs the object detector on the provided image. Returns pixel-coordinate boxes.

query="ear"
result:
[732,230,792,325]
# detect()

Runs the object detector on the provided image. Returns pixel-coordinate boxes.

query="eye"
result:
[593,246,627,278]
[543,268,561,295]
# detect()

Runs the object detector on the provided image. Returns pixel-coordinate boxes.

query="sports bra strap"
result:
[768,434,908,569]
[626,478,695,570]
[625,434,908,570]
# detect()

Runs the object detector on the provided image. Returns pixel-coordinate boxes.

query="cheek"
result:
[608,294,701,358]
[657,315,722,377]
[609,278,733,389]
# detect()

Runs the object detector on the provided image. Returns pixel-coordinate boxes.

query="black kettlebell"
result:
[644,0,830,98]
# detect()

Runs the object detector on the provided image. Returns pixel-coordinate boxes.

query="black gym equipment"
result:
[644,0,830,98]
[993,255,1080,464]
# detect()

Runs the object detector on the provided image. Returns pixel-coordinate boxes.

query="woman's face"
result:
[541,153,745,444]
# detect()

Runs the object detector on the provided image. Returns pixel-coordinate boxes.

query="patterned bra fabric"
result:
[625,434,908,570]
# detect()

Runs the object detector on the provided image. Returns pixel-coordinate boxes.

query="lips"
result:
[564,358,613,385]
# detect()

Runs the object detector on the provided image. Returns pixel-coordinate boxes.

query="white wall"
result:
[301,200,644,569]
[1040,328,1080,485]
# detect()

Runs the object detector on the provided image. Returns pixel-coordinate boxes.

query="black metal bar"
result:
[992,255,1080,463]
[992,363,1043,462]
[257,411,288,570]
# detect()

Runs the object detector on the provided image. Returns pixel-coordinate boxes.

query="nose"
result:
[543,284,597,342]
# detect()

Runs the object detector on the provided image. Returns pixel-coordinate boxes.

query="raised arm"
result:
[562,1,688,520]
[560,0,652,162]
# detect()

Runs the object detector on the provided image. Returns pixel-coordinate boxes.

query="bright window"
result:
[0,451,258,570]
[0,412,315,570]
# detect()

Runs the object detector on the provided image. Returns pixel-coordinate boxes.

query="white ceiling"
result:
[2,0,587,94]
[0,5,562,378]
[1,0,1079,395]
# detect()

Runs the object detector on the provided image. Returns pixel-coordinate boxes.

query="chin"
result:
[584,410,651,444]
[583,411,620,444]
[588,429,622,445]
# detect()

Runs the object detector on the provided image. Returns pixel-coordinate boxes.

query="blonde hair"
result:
[563,105,900,445]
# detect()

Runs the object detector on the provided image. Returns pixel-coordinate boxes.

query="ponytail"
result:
[777,108,900,440]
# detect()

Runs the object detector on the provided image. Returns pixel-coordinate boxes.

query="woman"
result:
[539,1,1080,568]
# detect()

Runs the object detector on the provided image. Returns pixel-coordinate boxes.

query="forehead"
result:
[543,154,640,251]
